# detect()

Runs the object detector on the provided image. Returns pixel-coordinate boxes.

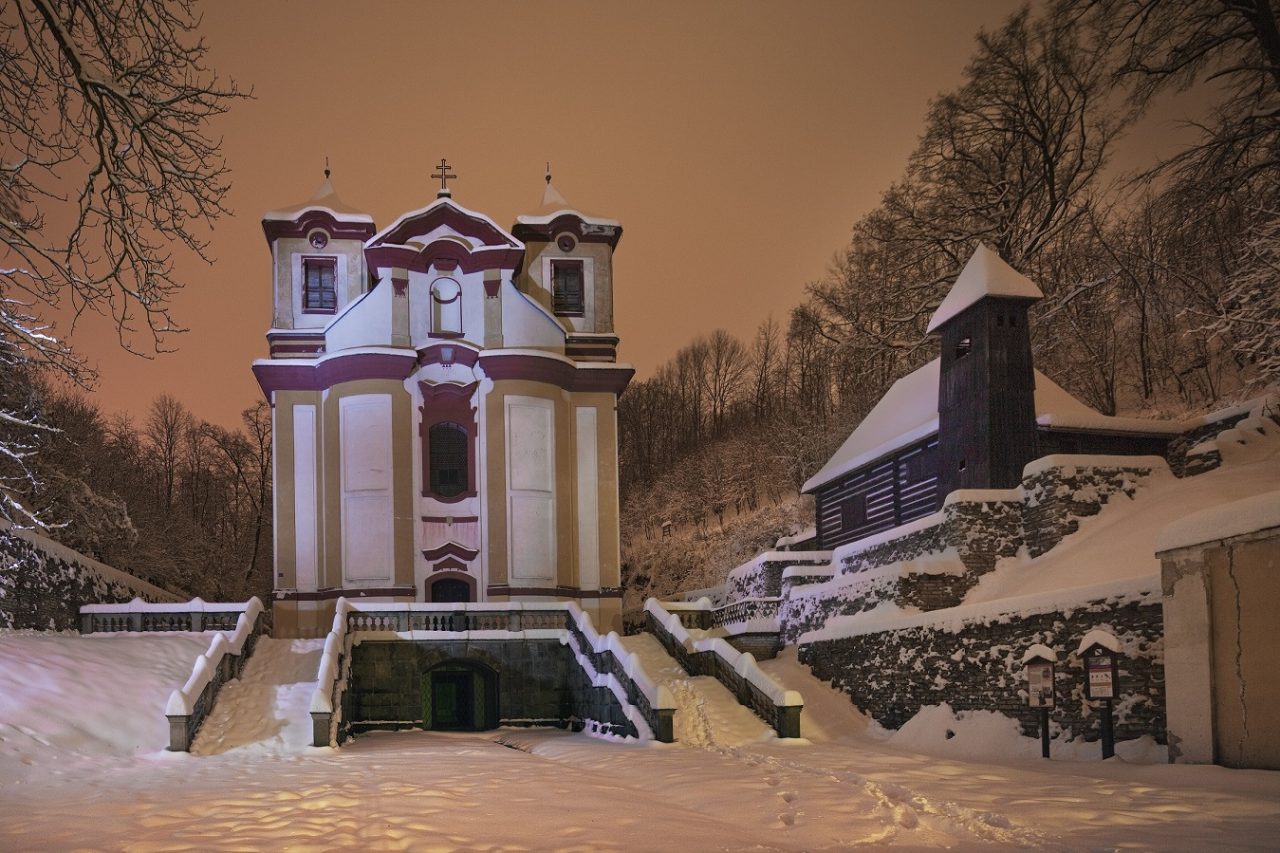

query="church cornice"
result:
[365,240,523,276]
[261,209,377,245]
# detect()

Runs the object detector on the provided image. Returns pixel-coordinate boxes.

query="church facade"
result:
[254,169,632,638]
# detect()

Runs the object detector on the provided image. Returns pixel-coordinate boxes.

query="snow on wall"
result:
[799,589,1165,744]
[0,523,177,631]
[1156,489,1280,553]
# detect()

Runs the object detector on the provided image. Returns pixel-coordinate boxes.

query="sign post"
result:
[1022,647,1056,759]
[1082,642,1121,760]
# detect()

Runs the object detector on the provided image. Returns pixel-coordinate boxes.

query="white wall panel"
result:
[575,407,600,590]
[506,397,555,582]
[292,405,318,591]
[340,394,393,583]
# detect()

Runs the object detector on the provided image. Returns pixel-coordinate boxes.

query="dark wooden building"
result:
[806,245,1182,551]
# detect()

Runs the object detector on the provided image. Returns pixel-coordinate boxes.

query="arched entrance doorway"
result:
[427,574,474,603]
[422,660,499,731]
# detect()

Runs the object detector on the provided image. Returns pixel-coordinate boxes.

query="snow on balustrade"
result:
[81,597,259,634]
[309,599,676,746]
[644,598,803,737]
[161,598,265,751]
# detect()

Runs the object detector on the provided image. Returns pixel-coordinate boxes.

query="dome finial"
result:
[545,161,552,185]
[324,156,330,180]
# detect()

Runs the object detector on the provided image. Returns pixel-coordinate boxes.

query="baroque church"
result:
[254,164,632,638]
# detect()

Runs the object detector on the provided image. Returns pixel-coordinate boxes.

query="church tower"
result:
[928,244,1043,497]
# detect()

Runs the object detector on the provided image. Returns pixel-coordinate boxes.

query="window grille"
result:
[429,422,468,497]
[303,258,337,312]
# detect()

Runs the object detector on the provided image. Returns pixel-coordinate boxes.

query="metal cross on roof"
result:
[431,158,457,193]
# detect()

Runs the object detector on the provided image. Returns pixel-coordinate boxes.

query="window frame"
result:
[302,256,338,315]
[550,259,585,317]
[427,421,470,499]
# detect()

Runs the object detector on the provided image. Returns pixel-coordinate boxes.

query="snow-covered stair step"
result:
[618,633,773,748]
[190,637,325,756]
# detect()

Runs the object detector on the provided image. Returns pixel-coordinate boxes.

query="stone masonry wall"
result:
[727,556,831,601]
[799,594,1165,743]
[1166,412,1249,477]
[0,528,170,630]
[1020,463,1155,558]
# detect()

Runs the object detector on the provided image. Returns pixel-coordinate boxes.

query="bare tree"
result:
[0,0,244,524]
[700,329,749,436]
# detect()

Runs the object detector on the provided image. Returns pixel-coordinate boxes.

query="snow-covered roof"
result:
[368,196,520,249]
[263,177,374,223]
[514,180,620,228]
[926,243,1043,334]
[802,359,1179,493]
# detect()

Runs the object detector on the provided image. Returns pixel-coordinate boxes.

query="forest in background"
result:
[2,375,273,602]
[620,0,1280,603]
[2,1,1277,606]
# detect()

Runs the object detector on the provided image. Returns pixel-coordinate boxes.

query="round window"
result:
[308,230,329,249]
[556,233,576,253]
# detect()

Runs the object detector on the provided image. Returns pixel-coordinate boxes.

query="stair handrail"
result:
[163,597,265,751]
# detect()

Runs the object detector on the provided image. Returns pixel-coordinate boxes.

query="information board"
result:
[1027,660,1055,708]
[1085,648,1116,700]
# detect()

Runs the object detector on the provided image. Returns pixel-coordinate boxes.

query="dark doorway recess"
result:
[430,577,472,603]
[422,660,498,731]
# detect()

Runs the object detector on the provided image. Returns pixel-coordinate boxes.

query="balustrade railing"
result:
[344,606,572,634]
[81,598,254,634]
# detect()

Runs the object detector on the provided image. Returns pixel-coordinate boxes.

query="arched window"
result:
[429,576,472,603]
[431,278,462,336]
[429,422,468,497]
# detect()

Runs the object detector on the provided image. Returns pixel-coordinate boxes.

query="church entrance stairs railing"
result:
[643,598,804,738]
[310,600,676,747]
[78,597,267,751]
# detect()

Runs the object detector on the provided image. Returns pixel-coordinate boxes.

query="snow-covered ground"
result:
[3,630,1279,850]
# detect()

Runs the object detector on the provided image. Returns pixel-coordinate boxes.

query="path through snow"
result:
[2,631,1279,850]
[191,637,323,756]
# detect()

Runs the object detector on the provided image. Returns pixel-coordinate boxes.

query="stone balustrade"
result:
[81,598,251,634]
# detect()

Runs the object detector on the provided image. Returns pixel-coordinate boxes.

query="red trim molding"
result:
[274,586,414,602]
[419,381,479,501]
[262,210,376,245]
[418,343,480,368]
[422,541,480,561]
[512,214,622,250]
[365,241,523,276]
[254,351,417,398]
[480,353,633,395]
[377,202,518,249]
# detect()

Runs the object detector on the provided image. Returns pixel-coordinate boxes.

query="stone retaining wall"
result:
[1,525,176,630]
[346,638,639,737]
[798,592,1165,743]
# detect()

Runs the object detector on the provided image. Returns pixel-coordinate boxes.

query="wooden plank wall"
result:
[815,436,941,550]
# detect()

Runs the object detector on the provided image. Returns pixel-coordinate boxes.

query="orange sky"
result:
[64,0,1045,429]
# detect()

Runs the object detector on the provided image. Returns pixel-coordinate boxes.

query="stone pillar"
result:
[167,714,191,752]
